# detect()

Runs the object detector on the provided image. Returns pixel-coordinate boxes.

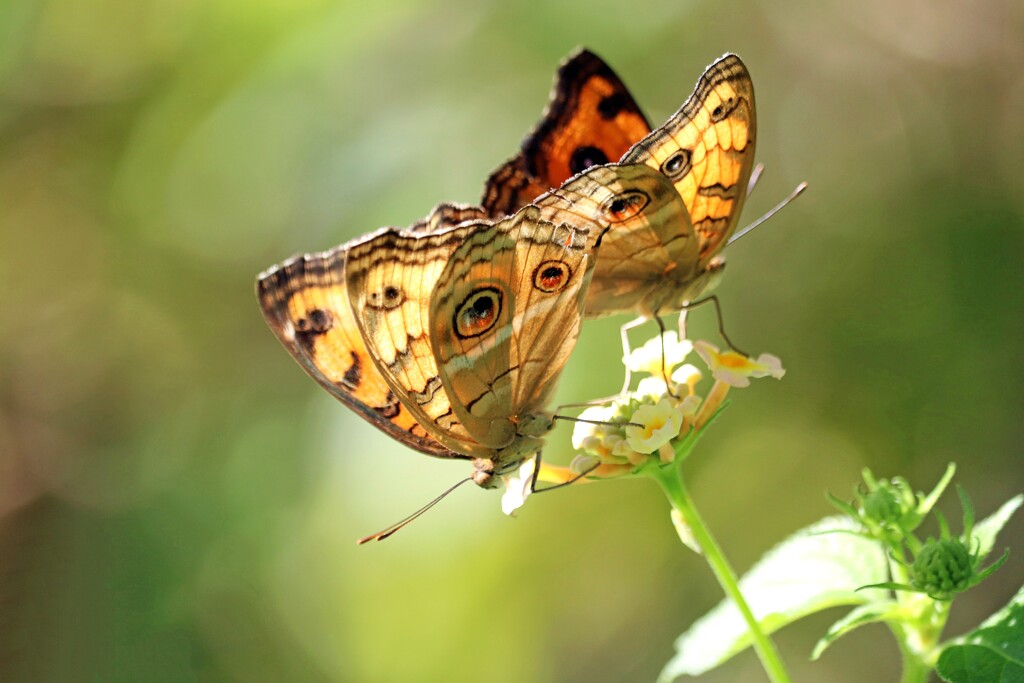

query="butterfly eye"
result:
[660,149,691,179]
[603,190,650,222]
[454,287,503,339]
[533,260,572,293]
[367,284,404,310]
[569,146,610,175]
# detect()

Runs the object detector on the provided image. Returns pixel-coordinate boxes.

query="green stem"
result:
[894,629,930,683]
[649,464,792,683]
[887,553,947,681]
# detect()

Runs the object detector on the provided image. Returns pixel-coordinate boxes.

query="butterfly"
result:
[258,205,593,489]
[483,50,757,320]
[256,52,757,529]
[257,162,681,494]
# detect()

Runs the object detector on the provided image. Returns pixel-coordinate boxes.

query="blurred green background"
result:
[2,0,1022,681]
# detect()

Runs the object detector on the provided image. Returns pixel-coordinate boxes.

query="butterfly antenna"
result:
[746,162,765,197]
[356,476,473,544]
[729,181,808,245]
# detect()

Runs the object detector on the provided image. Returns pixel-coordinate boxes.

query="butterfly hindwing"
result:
[408,203,491,234]
[256,250,456,458]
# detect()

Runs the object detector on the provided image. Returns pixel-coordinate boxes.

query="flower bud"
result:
[910,538,974,600]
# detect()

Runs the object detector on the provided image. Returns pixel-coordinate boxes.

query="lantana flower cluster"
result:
[570,333,785,477]
[501,330,785,514]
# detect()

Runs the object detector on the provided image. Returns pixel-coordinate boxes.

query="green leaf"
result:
[826,491,860,520]
[971,495,1023,559]
[918,463,957,517]
[811,600,904,660]
[659,516,889,680]
[936,583,1024,683]
[958,485,976,541]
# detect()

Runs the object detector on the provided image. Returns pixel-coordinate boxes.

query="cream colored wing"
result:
[256,247,456,458]
[533,162,698,318]
[343,224,500,457]
[428,206,596,451]
[622,53,756,266]
[407,203,491,234]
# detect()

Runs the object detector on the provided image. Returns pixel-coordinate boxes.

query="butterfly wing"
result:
[257,249,456,458]
[343,224,499,458]
[622,53,756,265]
[428,206,596,451]
[407,203,491,234]
[534,162,699,318]
[482,48,651,217]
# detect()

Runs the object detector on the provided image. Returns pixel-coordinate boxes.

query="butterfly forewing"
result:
[428,206,595,451]
[482,48,651,217]
[533,163,699,318]
[622,53,756,265]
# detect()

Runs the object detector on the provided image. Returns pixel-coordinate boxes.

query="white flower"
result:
[693,341,786,388]
[625,399,685,454]
[571,404,616,450]
[671,363,703,392]
[634,376,669,402]
[570,454,599,475]
[676,394,702,418]
[624,331,693,379]
[501,458,536,516]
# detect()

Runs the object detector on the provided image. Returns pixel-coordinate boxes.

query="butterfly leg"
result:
[529,451,601,494]
[677,295,748,357]
[617,315,647,396]
[552,413,642,428]
[553,316,648,409]
[651,317,684,397]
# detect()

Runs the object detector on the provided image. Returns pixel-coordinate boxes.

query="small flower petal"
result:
[752,353,786,380]
[694,341,786,388]
[570,454,599,475]
[671,363,702,391]
[634,376,669,402]
[625,331,693,379]
[625,399,684,454]
[501,458,536,516]
[571,404,615,449]
[676,394,702,417]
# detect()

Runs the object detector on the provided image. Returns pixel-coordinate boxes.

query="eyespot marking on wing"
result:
[569,146,610,175]
[603,190,650,222]
[366,285,405,310]
[532,260,573,293]
[453,287,503,339]
[660,149,692,179]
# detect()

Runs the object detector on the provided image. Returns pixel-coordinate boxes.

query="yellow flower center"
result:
[719,352,752,369]
[644,418,666,438]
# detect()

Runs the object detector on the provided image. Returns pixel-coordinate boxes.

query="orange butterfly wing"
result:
[623,53,756,265]
[482,48,651,216]
[257,246,459,459]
